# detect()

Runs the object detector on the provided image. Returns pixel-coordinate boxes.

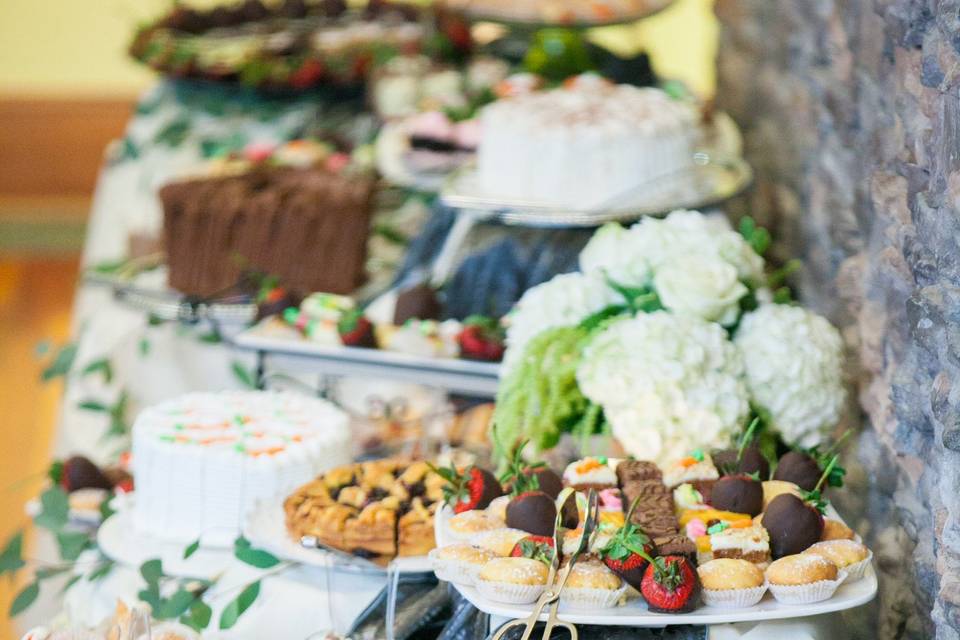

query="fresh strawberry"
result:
[289,58,324,89]
[599,496,655,591]
[338,309,376,348]
[457,316,505,362]
[510,535,555,564]
[430,463,503,514]
[640,555,701,613]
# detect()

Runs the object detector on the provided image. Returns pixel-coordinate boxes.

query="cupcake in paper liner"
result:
[445,510,504,542]
[476,557,548,604]
[766,554,847,605]
[698,558,768,609]
[559,561,627,609]
[802,540,873,582]
[428,544,498,586]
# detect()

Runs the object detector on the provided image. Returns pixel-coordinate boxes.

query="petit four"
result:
[698,558,767,609]
[563,456,618,490]
[765,554,845,605]
[472,528,530,557]
[428,543,498,585]
[447,510,504,541]
[561,561,626,609]
[662,451,720,495]
[803,540,871,580]
[477,557,549,604]
[702,522,771,568]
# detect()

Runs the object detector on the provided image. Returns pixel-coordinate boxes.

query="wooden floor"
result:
[0,256,79,638]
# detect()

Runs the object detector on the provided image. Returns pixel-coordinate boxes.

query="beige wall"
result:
[0,0,716,98]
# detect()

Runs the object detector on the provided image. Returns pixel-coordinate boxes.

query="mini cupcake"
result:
[697,558,767,608]
[761,480,802,510]
[485,495,511,523]
[476,557,549,604]
[472,528,530,557]
[559,561,626,609]
[821,518,856,541]
[447,510,503,541]
[766,554,846,604]
[429,543,499,586]
[802,540,872,581]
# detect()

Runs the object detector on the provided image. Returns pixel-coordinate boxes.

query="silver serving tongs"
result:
[492,488,601,640]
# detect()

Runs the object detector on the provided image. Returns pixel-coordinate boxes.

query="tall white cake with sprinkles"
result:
[131,391,351,546]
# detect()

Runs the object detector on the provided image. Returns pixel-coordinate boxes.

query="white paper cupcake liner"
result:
[839,551,873,582]
[701,584,768,609]
[427,549,483,586]
[767,570,848,605]
[560,584,628,609]
[476,578,545,604]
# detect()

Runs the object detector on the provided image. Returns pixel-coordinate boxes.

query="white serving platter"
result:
[433,504,877,627]
[244,501,433,576]
[233,321,502,397]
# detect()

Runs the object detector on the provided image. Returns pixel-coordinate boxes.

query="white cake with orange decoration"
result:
[131,391,350,546]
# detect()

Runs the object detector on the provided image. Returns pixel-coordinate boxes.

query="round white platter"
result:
[244,501,434,575]
[97,509,235,580]
[433,504,877,627]
[443,0,677,29]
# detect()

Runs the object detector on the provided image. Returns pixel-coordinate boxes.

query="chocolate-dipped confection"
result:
[616,460,662,485]
[762,494,824,559]
[773,451,822,491]
[393,282,442,324]
[61,456,113,492]
[241,0,270,22]
[709,475,764,516]
[160,166,375,298]
[321,0,349,17]
[506,491,577,537]
[527,467,563,499]
[713,445,770,479]
[161,7,208,33]
[280,0,309,18]
[209,6,240,28]
[652,535,697,564]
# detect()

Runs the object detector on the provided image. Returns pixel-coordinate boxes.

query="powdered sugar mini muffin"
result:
[698,558,767,608]
[447,510,503,541]
[429,543,499,585]
[821,518,856,541]
[766,554,845,604]
[477,557,549,604]
[485,495,511,523]
[472,528,529,556]
[802,540,872,581]
[560,561,626,609]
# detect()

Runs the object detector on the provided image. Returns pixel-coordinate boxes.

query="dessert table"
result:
[28,77,864,639]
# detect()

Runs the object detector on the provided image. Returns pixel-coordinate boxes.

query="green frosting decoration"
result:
[691,448,705,462]
[707,522,729,535]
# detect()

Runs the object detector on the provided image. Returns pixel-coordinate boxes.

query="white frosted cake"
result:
[132,391,351,546]
[477,82,699,210]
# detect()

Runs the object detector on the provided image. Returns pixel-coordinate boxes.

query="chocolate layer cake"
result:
[160,165,375,297]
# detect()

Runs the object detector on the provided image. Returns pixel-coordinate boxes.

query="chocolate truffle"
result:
[773,451,822,491]
[762,494,824,559]
[506,491,577,536]
[709,475,764,516]
[713,445,770,479]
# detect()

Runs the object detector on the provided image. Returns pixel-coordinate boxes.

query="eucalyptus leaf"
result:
[231,362,258,390]
[140,558,163,586]
[41,343,77,381]
[183,539,200,560]
[34,487,69,531]
[78,400,110,413]
[0,531,25,574]
[9,581,39,616]
[234,546,280,569]
[81,359,113,383]
[35,566,70,580]
[88,560,114,582]
[181,600,212,631]
[56,531,91,561]
[59,573,83,594]
[219,579,260,629]
[157,588,196,620]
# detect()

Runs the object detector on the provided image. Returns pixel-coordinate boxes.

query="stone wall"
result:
[715,1,960,638]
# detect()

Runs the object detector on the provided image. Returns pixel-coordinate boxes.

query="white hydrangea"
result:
[503,272,623,373]
[734,304,846,447]
[576,311,750,463]
[631,209,766,285]
[653,255,748,326]
[578,222,652,287]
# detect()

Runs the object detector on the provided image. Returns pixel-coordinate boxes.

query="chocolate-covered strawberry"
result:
[498,439,564,499]
[762,493,824,558]
[599,497,655,591]
[763,454,838,558]
[510,535,555,563]
[338,309,376,349]
[457,316,506,362]
[57,456,113,492]
[772,451,822,491]
[506,491,578,536]
[710,474,764,516]
[640,555,701,613]
[714,444,770,480]
[431,463,503,514]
